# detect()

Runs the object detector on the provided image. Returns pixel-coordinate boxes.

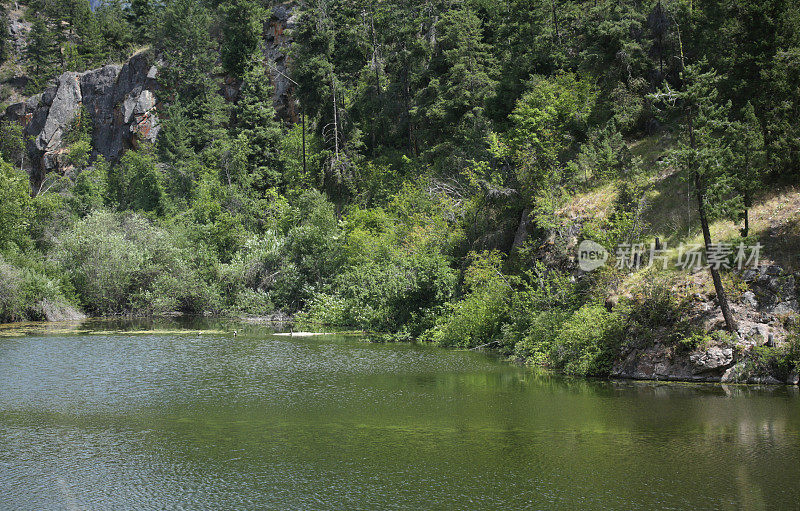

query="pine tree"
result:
[27,16,57,80]
[155,0,215,102]
[127,0,155,40]
[94,0,134,61]
[414,6,497,169]
[220,0,264,77]
[731,101,766,237]
[655,63,738,333]
[235,59,284,191]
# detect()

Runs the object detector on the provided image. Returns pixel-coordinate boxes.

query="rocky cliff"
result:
[611,264,800,385]
[2,2,298,188]
[3,52,159,188]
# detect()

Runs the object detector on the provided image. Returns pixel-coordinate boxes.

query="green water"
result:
[1,322,799,510]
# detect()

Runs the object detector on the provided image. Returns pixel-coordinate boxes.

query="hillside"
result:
[0,0,798,384]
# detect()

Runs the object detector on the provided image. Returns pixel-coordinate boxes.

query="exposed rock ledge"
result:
[612,264,799,385]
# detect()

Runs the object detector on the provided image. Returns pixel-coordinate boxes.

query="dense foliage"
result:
[1,0,799,376]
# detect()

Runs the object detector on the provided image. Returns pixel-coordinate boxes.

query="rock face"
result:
[741,265,800,316]
[690,346,734,374]
[2,3,299,186]
[612,344,736,382]
[262,1,300,122]
[2,52,159,186]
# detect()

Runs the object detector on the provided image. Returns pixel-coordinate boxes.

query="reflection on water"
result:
[0,320,798,510]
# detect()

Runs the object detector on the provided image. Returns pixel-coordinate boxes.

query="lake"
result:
[1,321,799,509]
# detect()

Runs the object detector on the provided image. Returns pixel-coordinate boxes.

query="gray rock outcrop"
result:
[2,52,159,186]
[741,265,800,316]
[690,346,734,374]
[263,2,300,121]
[2,1,300,189]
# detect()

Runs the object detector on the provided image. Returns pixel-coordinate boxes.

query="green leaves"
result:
[0,160,33,253]
[155,0,215,101]
[220,0,264,77]
[506,73,596,200]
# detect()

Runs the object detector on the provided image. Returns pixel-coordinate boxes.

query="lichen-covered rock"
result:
[741,265,799,316]
[37,72,83,153]
[742,290,758,308]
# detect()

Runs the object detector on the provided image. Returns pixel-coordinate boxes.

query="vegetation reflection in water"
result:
[0,321,798,510]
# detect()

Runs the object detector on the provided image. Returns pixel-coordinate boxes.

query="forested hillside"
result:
[1,0,798,382]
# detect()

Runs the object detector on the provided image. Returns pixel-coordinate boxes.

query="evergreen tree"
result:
[731,102,766,237]
[220,0,264,77]
[94,0,134,61]
[413,6,497,170]
[655,63,738,333]
[155,0,215,101]
[127,0,155,40]
[26,16,57,81]
[235,59,285,191]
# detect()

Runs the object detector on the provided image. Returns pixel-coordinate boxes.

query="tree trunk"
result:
[510,207,532,254]
[551,0,560,44]
[695,171,738,333]
[301,109,306,176]
[370,8,380,157]
[689,116,737,333]
[403,67,414,156]
[741,189,750,238]
[331,73,339,160]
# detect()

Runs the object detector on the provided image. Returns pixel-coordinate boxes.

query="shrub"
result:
[0,256,80,322]
[549,304,624,376]
[68,157,109,217]
[676,330,737,355]
[53,211,216,315]
[280,190,345,308]
[220,232,288,313]
[625,271,693,345]
[110,149,167,215]
[428,251,512,348]
[512,309,572,365]
[305,251,456,335]
[0,160,32,252]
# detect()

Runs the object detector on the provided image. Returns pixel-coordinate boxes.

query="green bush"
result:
[280,190,345,308]
[743,331,800,382]
[428,251,512,348]
[512,309,572,365]
[305,251,456,335]
[549,304,624,376]
[676,330,737,355]
[68,157,109,217]
[110,149,167,215]
[0,256,79,322]
[220,232,287,314]
[0,160,33,252]
[53,211,217,315]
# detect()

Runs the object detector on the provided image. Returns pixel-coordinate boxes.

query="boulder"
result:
[772,301,798,316]
[742,291,758,308]
[690,346,734,374]
[766,265,784,276]
[37,73,83,152]
[745,324,770,344]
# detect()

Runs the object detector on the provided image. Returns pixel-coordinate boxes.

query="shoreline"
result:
[2,316,797,386]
